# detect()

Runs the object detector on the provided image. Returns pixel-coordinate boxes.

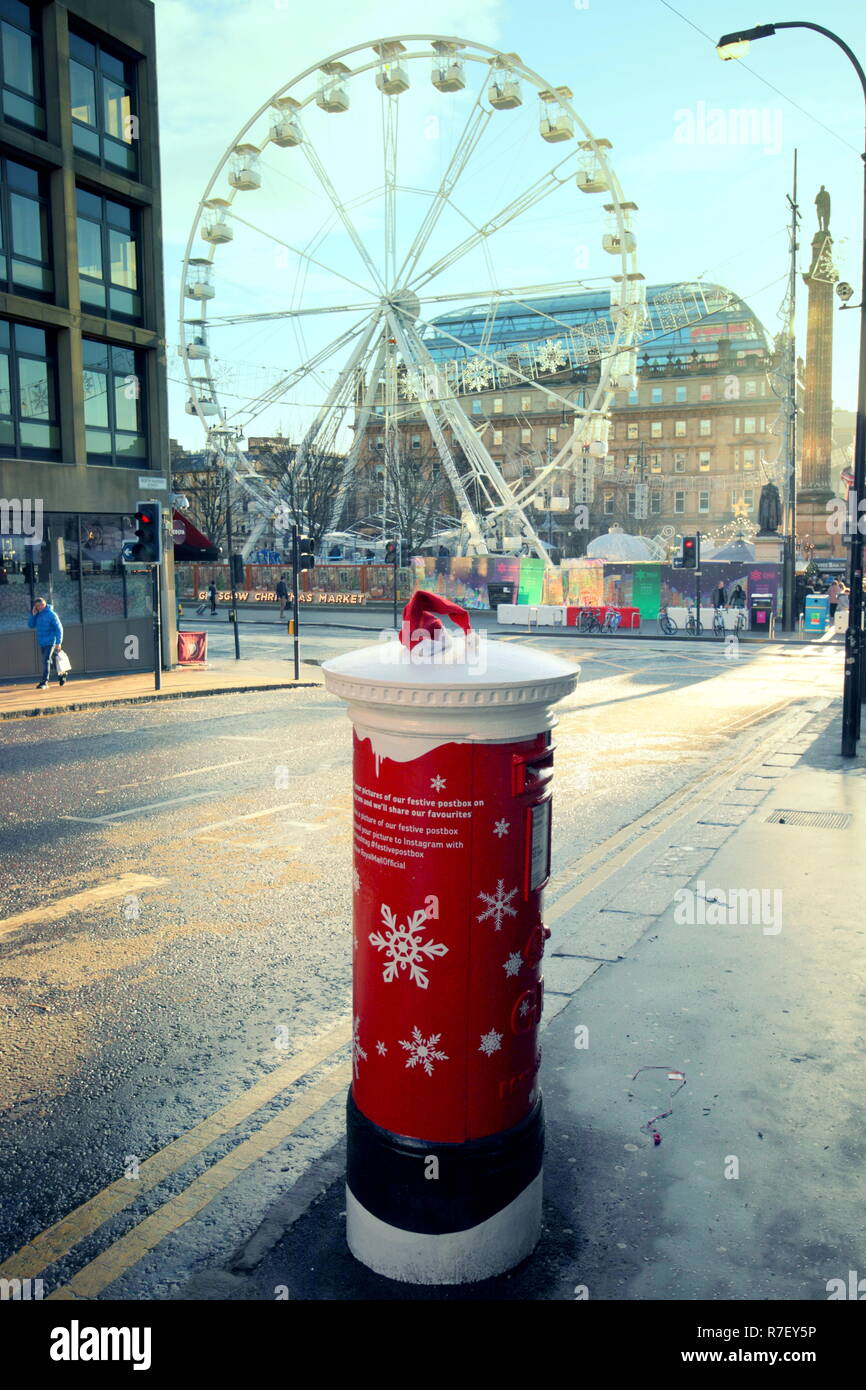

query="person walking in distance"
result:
[827,578,840,620]
[28,597,64,689]
[713,580,727,610]
[208,579,217,615]
[276,573,289,620]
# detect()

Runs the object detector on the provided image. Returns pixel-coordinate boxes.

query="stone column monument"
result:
[798,186,839,555]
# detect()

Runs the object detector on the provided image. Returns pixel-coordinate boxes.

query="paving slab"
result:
[552,910,657,960]
[605,873,693,916]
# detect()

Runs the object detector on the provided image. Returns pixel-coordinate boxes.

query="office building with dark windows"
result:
[0,0,172,680]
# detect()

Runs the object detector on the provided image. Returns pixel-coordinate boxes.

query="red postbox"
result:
[323,592,578,1283]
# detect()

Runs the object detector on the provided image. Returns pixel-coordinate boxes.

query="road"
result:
[0,625,843,1297]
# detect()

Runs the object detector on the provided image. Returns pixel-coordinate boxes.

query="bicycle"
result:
[712,607,726,638]
[658,607,677,636]
[579,608,602,634]
[602,609,621,633]
[685,605,703,636]
[731,609,746,635]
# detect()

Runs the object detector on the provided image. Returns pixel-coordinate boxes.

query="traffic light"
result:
[297,535,315,570]
[122,500,162,564]
[385,540,397,565]
[230,553,245,586]
[681,535,697,569]
[399,540,410,566]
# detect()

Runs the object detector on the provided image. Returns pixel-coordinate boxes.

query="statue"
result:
[758,481,783,534]
[815,185,830,233]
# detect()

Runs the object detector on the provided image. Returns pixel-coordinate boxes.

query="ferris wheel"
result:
[179,35,644,561]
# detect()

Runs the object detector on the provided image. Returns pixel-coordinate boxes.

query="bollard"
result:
[323,591,579,1284]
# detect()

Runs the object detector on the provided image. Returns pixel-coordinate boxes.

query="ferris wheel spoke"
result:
[394,83,492,288]
[411,278,593,308]
[328,333,389,533]
[297,313,383,462]
[408,151,577,293]
[223,205,376,299]
[207,302,376,326]
[223,314,372,426]
[413,310,584,415]
[382,93,398,289]
[299,140,386,294]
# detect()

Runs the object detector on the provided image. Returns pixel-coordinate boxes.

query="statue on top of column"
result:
[815,185,831,233]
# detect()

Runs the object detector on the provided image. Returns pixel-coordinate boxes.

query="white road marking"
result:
[95,759,249,794]
[62,789,224,824]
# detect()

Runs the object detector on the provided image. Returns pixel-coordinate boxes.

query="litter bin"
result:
[487,580,515,610]
[322,590,578,1284]
[750,592,775,635]
[804,594,830,633]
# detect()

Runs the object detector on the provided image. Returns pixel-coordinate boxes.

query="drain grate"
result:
[765,809,852,829]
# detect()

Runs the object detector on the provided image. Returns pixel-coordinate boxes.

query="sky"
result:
[153,0,866,451]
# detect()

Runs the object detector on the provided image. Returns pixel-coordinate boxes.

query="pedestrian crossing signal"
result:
[297,536,315,570]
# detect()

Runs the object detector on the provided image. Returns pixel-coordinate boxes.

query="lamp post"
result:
[717,22,866,757]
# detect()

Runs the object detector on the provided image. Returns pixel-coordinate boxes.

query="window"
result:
[627,490,636,513]
[743,416,756,434]
[674,452,686,472]
[82,337,147,467]
[651,386,663,404]
[0,155,51,295]
[0,319,60,458]
[520,393,532,411]
[492,397,503,414]
[520,427,532,445]
[675,385,687,402]
[77,188,141,321]
[603,493,614,514]
[627,422,639,440]
[650,420,662,439]
[627,389,638,405]
[698,490,709,513]
[674,490,685,514]
[69,30,138,173]
[699,450,711,471]
[410,434,421,450]
[0,0,43,131]
[649,452,661,472]
[699,384,712,401]
[743,490,754,509]
[744,379,757,397]
[699,418,712,437]
[742,448,756,470]
[674,419,687,438]
[626,453,639,470]
[650,492,661,514]
[492,428,503,446]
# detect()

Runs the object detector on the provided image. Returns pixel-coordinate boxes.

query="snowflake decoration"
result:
[535,339,566,374]
[463,357,492,392]
[353,866,361,893]
[479,1028,503,1057]
[397,367,420,401]
[477,879,519,932]
[503,952,522,978]
[430,775,446,792]
[400,1026,449,1076]
[519,997,532,1018]
[369,902,449,989]
[352,1016,367,1077]
[376,1041,387,1057]
[493,818,510,839]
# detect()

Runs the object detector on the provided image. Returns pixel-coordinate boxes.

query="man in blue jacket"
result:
[27,597,65,689]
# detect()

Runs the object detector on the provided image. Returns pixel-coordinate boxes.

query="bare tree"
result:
[381,438,452,551]
[256,440,342,551]
[178,454,232,552]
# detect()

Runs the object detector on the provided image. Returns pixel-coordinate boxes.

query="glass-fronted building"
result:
[0,0,171,681]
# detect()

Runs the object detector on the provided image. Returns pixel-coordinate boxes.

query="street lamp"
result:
[717,21,866,757]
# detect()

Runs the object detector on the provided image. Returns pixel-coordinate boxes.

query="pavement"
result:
[174,693,866,1301]
[0,652,322,720]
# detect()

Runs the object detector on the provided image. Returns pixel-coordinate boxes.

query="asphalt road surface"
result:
[0,627,843,1297]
